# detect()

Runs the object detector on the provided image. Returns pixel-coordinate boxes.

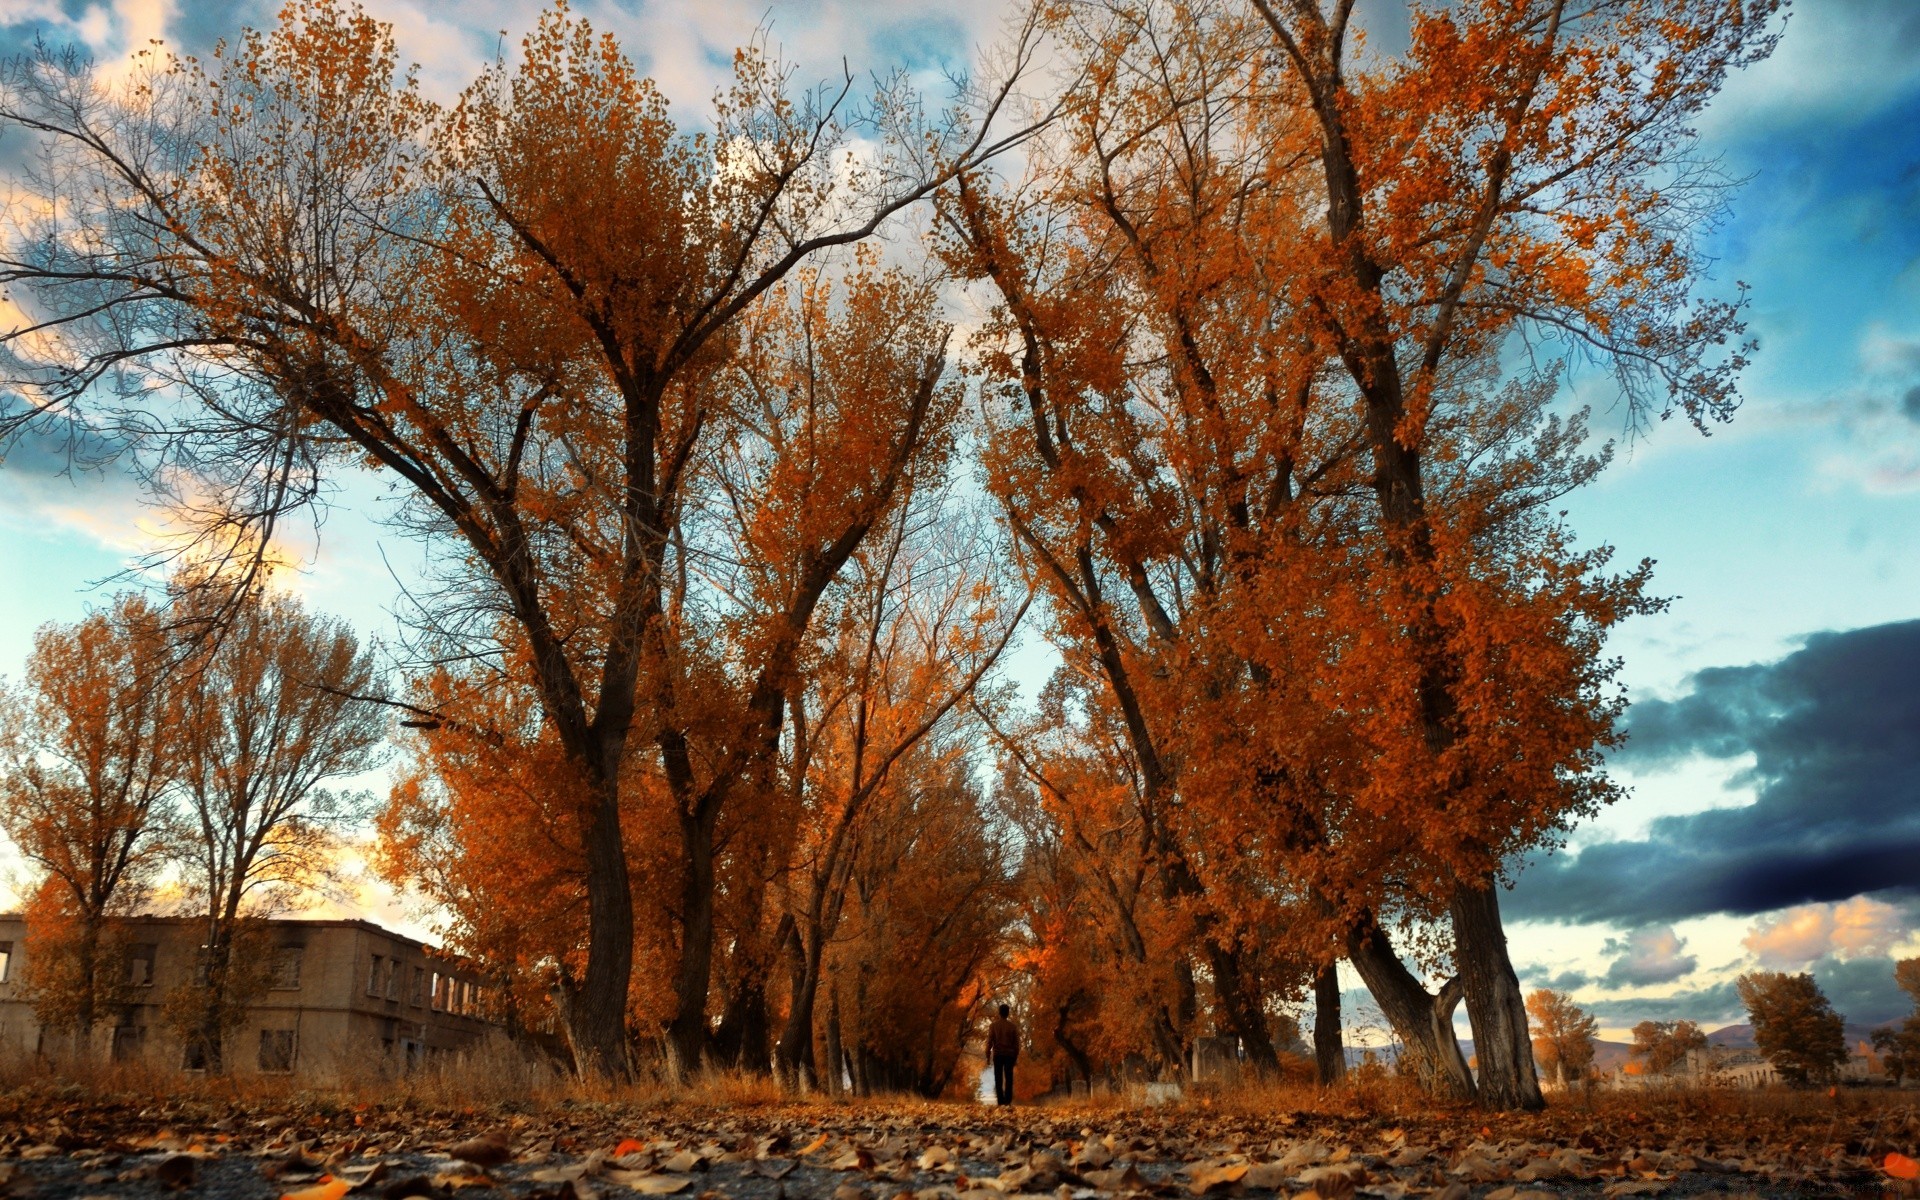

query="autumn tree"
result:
[1873,959,1920,1085]
[826,752,1018,1097]
[167,585,384,1072]
[944,0,1682,1110]
[1629,1019,1708,1076]
[1526,988,1597,1086]
[938,0,1358,1078]
[768,487,1023,1086]
[1227,0,1781,1109]
[1737,970,1849,1085]
[988,675,1212,1077]
[0,592,178,1053]
[0,0,1049,1078]
[375,660,684,1044]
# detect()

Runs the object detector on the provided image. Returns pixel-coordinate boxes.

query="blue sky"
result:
[2,0,1917,1040]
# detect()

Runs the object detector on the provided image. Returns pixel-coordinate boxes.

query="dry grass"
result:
[5,1035,1914,1129]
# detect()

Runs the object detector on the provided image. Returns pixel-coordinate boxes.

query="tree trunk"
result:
[1450,880,1544,1110]
[1313,962,1346,1085]
[567,775,635,1080]
[1206,941,1280,1074]
[824,985,845,1095]
[774,933,823,1087]
[1053,996,1095,1083]
[714,972,772,1073]
[75,915,101,1060]
[196,919,233,1074]
[666,804,717,1075]
[1344,911,1474,1101]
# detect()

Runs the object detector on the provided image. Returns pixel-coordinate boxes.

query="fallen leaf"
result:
[1888,1154,1920,1182]
[1083,1165,1149,1192]
[1243,1164,1291,1190]
[1187,1162,1249,1195]
[615,1140,649,1158]
[443,1171,503,1190]
[154,1154,198,1190]
[449,1133,513,1169]
[282,1180,350,1200]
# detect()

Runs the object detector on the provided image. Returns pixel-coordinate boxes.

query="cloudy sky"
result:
[1,0,1917,1042]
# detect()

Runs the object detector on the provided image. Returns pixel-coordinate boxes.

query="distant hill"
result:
[1591,1038,1633,1073]
[1707,1021,1886,1050]
[1329,1022,1886,1077]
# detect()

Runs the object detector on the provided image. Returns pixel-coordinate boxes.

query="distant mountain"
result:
[1591,1038,1633,1073]
[1707,1021,1886,1050]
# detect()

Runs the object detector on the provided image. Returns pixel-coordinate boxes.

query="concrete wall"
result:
[0,914,500,1080]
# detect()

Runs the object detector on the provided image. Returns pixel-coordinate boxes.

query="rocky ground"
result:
[1,1084,1917,1200]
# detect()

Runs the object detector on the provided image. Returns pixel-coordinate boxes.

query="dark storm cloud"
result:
[1811,955,1914,1028]
[1508,620,1920,925]
[1517,964,1594,993]
[1580,981,1743,1027]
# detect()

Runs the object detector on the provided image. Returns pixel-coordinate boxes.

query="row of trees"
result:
[0,586,382,1069]
[0,0,1780,1104]
[1528,958,1920,1088]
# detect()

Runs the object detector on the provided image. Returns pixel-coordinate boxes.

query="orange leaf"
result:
[1886,1153,1920,1181]
[614,1139,648,1157]
[282,1179,350,1200]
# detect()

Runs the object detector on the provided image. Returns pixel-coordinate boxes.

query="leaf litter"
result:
[0,1086,1915,1200]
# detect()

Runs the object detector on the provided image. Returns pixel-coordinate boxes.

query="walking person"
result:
[987,1003,1020,1105]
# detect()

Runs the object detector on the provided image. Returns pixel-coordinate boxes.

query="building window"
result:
[410,965,426,1007]
[270,947,304,990]
[0,941,12,984]
[366,954,384,997]
[384,959,399,1001]
[182,1040,210,1072]
[126,943,157,987]
[112,1025,146,1062]
[430,971,445,1012]
[258,1029,296,1073]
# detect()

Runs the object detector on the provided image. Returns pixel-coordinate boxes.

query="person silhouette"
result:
[987,1003,1020,1105]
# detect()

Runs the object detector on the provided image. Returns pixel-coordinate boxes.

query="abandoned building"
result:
[0,913,501,1078]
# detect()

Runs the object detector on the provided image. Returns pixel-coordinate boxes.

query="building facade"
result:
[0,914,501,1079]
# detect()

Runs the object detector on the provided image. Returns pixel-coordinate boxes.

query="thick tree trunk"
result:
[666,806,717,1075]
[1206,941,1280,1074]
[774,936,823,1087]
[1344,912,1474,1101]
[714,973,772,1073]
[1313,962,1346,1085]
[824,986,845,1095]
[567,777,635,1080]
[1450,880,1545,1110]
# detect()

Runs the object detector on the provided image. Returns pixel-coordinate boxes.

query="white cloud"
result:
[1602,925,1700,988]
[1698,0,1920,141]
[1742,897,1912,969]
